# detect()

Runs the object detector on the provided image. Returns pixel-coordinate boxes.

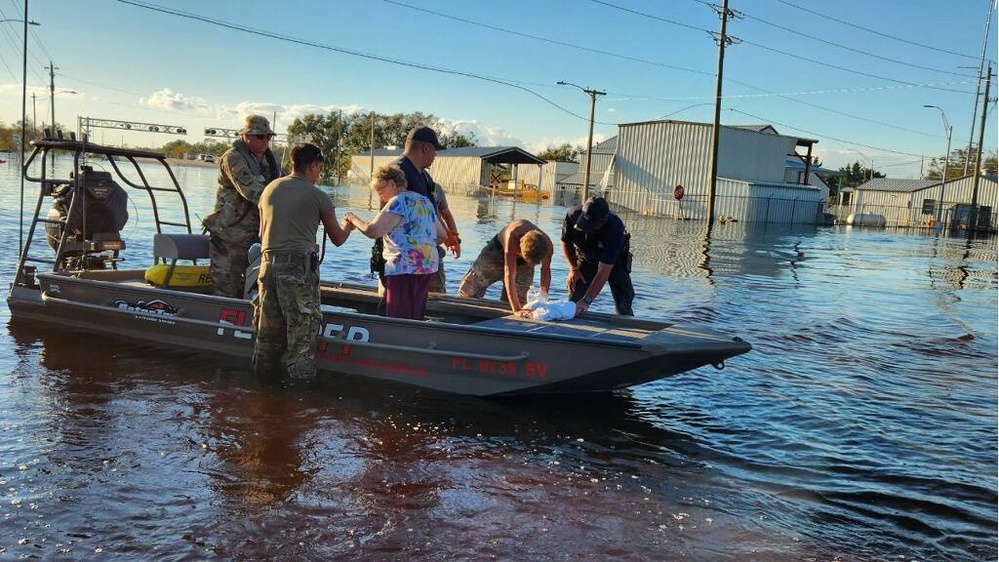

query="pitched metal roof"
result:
[785,157,843,176]
[365,146,544,164]
[559,170,615,188]
[855,178,937,192]
[733,124,778,134]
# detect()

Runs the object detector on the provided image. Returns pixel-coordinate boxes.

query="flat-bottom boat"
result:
[7,137,751,396]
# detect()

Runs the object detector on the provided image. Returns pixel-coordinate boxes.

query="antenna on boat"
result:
[17,4,30,259]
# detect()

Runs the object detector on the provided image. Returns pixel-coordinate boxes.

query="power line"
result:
[383,0,966,136]
[772,0,979,61]
[0,3,49,73]
[589,0,975,94]
[384,0,714,78]
[7,0,51,61]
[587,0,709,34]
[738,9,971,78]
[57,72,149,97]
[727,107,928,158]
[0,6,46,83]
[115,0,593,124]
[738,38,974,95]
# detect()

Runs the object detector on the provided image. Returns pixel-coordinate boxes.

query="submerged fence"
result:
[829,202,997,232]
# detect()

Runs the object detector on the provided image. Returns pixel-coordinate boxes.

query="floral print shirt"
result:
[381,191,440,276]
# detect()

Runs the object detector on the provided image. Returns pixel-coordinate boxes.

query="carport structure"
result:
[350,146,545,196]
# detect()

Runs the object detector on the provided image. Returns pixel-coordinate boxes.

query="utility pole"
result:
[923,105,951,233]
[707,0,736,225]
[46,61,57,165]
[967,62,991,236]
[46,61,56,133]
[556,81,605,202]
[31,92,36,137]
[964,1,993,175]
[369,111,375,179]
[581,87,603,202]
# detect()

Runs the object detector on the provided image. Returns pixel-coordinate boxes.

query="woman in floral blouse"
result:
[345,164,445,319]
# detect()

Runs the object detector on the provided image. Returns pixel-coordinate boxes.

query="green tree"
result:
[837,160,884,189]
[287,112,352,183]
[925,145,999,179]
[288,110,471,184]
[159,139,194,159]
[537,142,581,162]
[439,129,476,148]
[189,139,229,158]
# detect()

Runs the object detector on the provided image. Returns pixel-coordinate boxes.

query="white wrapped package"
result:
[524,287,549,310]
[529,300,577,321]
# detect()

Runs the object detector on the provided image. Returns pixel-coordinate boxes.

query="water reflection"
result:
[2,160,997,560]
[199,387,317,512]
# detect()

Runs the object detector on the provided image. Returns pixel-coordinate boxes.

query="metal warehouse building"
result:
[558,120,831,224]
[843,174,998,230]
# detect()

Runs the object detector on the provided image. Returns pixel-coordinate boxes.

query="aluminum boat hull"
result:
[9,270,751,396]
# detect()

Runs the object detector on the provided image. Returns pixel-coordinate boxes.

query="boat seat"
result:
[151,233,210,288]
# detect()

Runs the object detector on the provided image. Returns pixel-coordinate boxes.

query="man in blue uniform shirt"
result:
[560,196,634,316]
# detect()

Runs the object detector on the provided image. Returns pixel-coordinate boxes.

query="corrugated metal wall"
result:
[850,176,998,228]
[718,128,795,183]
[427,156,491,195]
[611,121,819,223]
[614,121,712,205]
[622,179,824,223]
[349,154,398,184]
[515,161,579,192]
[928,175,999,211]
[511,162,547,190]
[349,154,491,196]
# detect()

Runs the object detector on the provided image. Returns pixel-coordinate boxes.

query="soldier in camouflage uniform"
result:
[252,143,352,380]
[203,115,281,298]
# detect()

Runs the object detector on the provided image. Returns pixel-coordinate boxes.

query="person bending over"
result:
[458,219,552,317]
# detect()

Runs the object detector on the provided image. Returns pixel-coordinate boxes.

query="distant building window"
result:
[921,199,935,215]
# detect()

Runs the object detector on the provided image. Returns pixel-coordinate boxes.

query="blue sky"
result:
[0,0,995,179]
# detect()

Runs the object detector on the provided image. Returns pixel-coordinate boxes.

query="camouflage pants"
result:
[458,241,534,306]
[429,245,447,293]
[210,236,253,299]
[251,256,321,380]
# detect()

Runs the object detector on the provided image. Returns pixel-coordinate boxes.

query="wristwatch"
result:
[582,295,594,305]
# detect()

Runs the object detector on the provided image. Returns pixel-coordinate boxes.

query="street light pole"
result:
[9,16,39,256]
[923,105,952,233]
[850,148,875,182]
[557,80,605,202]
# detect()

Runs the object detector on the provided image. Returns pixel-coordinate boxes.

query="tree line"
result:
[808,146,997,201]
[285,111,476,182]
[0,117,992,191]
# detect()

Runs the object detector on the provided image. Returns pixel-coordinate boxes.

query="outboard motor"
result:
[45,166,129,269]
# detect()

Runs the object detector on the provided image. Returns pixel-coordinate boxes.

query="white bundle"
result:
[529,300,577,321]
[524,287,549,310]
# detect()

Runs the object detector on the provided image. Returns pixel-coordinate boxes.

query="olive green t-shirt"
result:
[258,173,334,255]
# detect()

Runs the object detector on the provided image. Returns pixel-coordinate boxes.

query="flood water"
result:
[1,158,996,561]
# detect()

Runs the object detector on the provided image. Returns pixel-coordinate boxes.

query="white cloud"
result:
[523,134,607,156]
[438,118,525,148]
[141,88,211,114]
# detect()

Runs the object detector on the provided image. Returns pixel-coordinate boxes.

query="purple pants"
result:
[384,273,434,319]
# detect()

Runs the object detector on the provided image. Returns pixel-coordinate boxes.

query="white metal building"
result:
[556,120,830,224]
[554,137,618,207]
[512,160,576,197]
[348,147,544,196]
[849,174,998,230]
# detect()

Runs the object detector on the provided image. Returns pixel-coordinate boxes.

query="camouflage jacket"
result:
[204,139,280,243]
